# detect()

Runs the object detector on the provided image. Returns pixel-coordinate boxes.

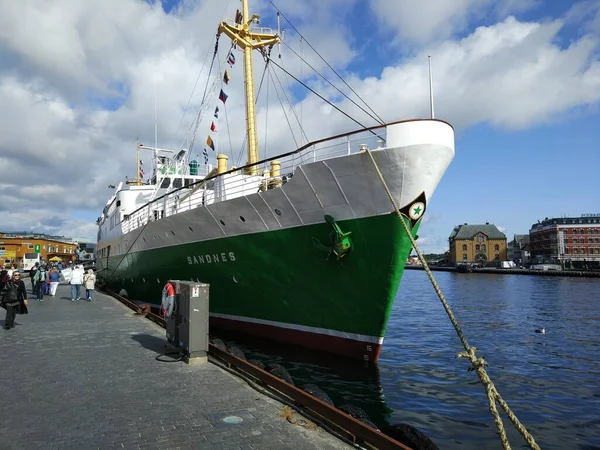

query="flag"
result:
[210,121,216,132]
[202,149,208,164]
[223,70,230,85]
[206,136,215,151]
[140,159,144,166]
[214,106,219,119]
[219,89,228,104]
[227,52,235,66]
[139,167,144,179]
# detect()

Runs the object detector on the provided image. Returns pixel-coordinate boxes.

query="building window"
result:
[475,244,480,251]
[494,244,499,251]
[494,254,500,260]
[481,244,486,252]
[28,244,33,249]
[595,248,599,254]
[581,247,586,254]
[573,229,578,234]
[462,244,467,251]
[574,249,578,254]
[462,254,468,260]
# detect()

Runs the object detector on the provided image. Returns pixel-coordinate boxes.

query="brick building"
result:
[0,232,77,267]
[529,214,600,269]
[448,222,508,265]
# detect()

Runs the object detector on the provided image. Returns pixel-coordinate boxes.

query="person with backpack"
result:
[2,271,28,330]
[34,265,47,302]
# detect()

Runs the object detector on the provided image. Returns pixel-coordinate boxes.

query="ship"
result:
[96,1,455,362]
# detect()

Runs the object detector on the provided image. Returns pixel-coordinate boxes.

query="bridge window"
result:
[160,178,171,189]
[173,178,183,188]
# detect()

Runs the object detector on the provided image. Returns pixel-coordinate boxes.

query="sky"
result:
[0,0,598,253]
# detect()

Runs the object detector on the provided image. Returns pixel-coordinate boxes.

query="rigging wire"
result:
[267,65,299,149]
[267,57,384,140]
[267,63,306,146]
[173,0,233,149]
[268,0,385,125]
[263,61,269,163]
[282,40,384,126]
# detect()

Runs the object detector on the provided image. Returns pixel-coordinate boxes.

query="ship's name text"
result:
[187,252,236,265]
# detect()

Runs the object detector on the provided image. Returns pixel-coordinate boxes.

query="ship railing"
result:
[120,118,446,234]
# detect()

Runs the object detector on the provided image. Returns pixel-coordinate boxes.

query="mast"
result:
[127,142,144,186]
[218,0,280,175]
[428,55,435,119]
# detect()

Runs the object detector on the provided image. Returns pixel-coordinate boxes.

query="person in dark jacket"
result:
[2,271,28,330]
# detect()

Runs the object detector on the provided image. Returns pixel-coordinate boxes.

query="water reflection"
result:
[212,271,600,449]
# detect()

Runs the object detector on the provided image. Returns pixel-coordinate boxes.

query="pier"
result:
[0,285,351,450]
[404,264,600,277]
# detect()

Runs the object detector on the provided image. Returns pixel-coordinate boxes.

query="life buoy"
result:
[161,282,176,318]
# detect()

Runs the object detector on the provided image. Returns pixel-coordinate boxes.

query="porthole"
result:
[189,227,194,232]
[142,237,146,243]
[274,208,282,216]
[165,232,170,237]
[171,231,176,236]
[240,216,246,222]
[157,278,160,283]
[233,276,238,283]
[142,278,146,283]
[220,219,225,226]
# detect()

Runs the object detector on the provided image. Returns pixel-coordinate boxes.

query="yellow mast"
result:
[218,0,280,175]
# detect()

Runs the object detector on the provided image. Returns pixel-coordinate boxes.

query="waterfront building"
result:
[529,214,600,269]
[0,232,78,267]
[448,222,508,265]
[509,234,531,264]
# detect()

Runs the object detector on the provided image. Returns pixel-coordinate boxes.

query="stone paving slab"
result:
[0,285,352,450]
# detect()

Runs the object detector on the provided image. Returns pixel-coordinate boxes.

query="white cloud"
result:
[370,0,540,46]
[0,0,598,251]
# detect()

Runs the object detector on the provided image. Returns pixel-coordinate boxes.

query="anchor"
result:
[312,215,352,261]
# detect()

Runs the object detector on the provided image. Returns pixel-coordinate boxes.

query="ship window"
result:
[173,178,183,188]
[116,200,121,207]
[188,227,194,232]
[274,208,282,216]
[219,220,225,226]
[240,216,246,222]
[161,178,171,189]
[185,178,193,186]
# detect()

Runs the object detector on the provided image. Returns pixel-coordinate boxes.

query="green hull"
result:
[98,212,418,359]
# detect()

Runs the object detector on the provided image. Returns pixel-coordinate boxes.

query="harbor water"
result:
[215,270,600,449]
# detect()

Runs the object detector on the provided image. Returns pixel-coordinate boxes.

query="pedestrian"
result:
[83,269,96,302]
[34,265,47,302]
[48,267,60,297]
[1,271,28,330]
[70,264,84,301]
[29,263,39,292]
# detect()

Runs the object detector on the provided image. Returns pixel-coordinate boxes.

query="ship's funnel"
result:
[217,154,228,174]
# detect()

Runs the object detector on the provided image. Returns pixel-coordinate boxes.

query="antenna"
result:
[154,87,158,162]
[428,55,435,119]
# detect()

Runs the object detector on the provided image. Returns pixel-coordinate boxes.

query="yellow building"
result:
[0,232,77,267]
[448,223,507,265]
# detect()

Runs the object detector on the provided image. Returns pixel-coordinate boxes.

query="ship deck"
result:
[0,284,350,450]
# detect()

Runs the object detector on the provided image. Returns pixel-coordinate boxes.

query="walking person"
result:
[70,264,84,301]
[2,271,28,330]
[83,269,96,302]
[29,263,39,293]
[49,267,60,297]
[33,265,47,302]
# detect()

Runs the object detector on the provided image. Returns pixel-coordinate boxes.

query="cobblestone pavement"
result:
[0,285,352,450]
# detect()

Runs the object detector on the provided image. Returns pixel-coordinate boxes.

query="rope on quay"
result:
[365,149,541,450]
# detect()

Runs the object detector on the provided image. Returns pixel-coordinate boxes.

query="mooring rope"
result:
[365,149,541,450]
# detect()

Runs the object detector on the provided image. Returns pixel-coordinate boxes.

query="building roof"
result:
[449,223,506,240]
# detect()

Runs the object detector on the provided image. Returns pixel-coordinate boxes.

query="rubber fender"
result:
[302,384,335,407]
[360,418,379,431]
[211,338,227,352]
[248,359,265,370]
[338,404,370,421]
[383,424,439,450]
[266,363,295,386]
[227,345,246,361]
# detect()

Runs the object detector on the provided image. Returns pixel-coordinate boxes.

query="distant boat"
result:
[95,1,455,362]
